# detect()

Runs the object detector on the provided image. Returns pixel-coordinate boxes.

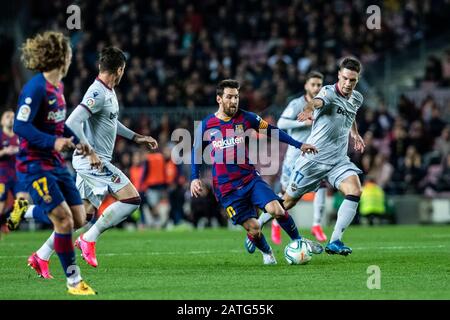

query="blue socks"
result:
[276,211,300,240]
[54,233,77,278]
[247,233,271,254]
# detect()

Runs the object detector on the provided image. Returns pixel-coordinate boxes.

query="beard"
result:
[224,104,238,117]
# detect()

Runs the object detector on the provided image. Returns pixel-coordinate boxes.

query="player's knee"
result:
[248,227,262,239]
[72,213,85,229]
[281,195,297,210]
[345,186,362,198]
[54,214,74,231]
[245,220,262,239]
[50,207,74,231]
[120,195,141,207]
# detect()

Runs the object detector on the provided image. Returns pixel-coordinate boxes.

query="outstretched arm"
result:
[297,98,324,121]
[351,121,365,153]
[247,112,318,155]
[117,121,158,150]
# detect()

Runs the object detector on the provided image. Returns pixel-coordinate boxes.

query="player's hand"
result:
[54,137,76,153]
[134,135,158,150]
[300,143,318,155]
[190,179,205,198]
[3,145,19,155]
[75,143,91,157]
[88,150,103,171]
[352,134,365,153]
[303,119,313,126]
[298,110,314,122]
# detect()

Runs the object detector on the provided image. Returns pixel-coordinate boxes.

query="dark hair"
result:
[339,57,362,73]
[99,47,126,73]
[216,79,240,96]
[305,71,324,82]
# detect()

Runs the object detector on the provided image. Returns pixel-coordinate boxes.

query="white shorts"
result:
[286,156,362,198]
[73,158,130,208]
[280,162,293,191]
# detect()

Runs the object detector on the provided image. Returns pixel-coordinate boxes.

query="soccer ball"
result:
[284,239,313,265]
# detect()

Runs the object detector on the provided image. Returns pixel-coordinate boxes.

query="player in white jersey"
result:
[29,47,158,269]
[277,71,328,242]
[282,57,366,256]
[249,72,328,247]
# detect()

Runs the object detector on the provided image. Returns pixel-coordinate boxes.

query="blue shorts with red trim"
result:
[218,175,281,226]
[17,165,82,213]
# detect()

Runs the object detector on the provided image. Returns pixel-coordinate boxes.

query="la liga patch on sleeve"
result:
[86,97,96,108]
[16,105,31,121]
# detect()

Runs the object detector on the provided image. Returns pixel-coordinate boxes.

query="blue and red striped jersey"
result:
[191,109,302,198]
[14,73,79,173]
[0,129,19,182]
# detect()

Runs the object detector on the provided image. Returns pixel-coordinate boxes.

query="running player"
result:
[191,79,321,265]
[274,71,328,243]
[283,57,366,256]
[66,47,158,268]
[14,31,95,294]
[26,47,157,272]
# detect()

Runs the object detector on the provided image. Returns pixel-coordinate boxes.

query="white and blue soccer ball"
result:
[284,239,313,265]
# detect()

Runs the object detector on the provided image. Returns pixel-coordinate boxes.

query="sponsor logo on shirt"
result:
[212,136,244,149]
[47,109,66,122]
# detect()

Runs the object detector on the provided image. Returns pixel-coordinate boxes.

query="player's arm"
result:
[297,98,324,121]
[0,141,18,157]
[190,122,206,197]
[117,121,158,150]
[66,105,102,168]
[297,86,334,122]
[248,112,318,155]
[277,100,313,130]
[351,120,365,153]
[14,83,75,152]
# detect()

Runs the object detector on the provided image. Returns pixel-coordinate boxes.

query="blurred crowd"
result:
[16,0,449,112]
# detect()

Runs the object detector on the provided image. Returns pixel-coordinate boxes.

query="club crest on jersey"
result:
[111,174,121,183]
[43,195,53,204]
[234,124,244,134]
[110,112,118,120]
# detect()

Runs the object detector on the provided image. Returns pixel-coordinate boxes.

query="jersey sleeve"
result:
[191,120,206,180]
[245,111,269,131]
[314,86,335,107]
[13,81,56,150]
[79,84,105,115]
[277,98,310,130]
[245,111,303,149]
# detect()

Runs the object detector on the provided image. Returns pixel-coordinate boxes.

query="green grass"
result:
[0,225,449,300]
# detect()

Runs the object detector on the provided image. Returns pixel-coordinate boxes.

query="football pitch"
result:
[0,225,449,300]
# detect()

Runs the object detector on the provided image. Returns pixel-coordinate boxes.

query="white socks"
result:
[313,187,326,226]
[24,205,36,220]
[36,232,55,261]
[257,211,273,228]
[330,196,360,242]
[83,199,140,242]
